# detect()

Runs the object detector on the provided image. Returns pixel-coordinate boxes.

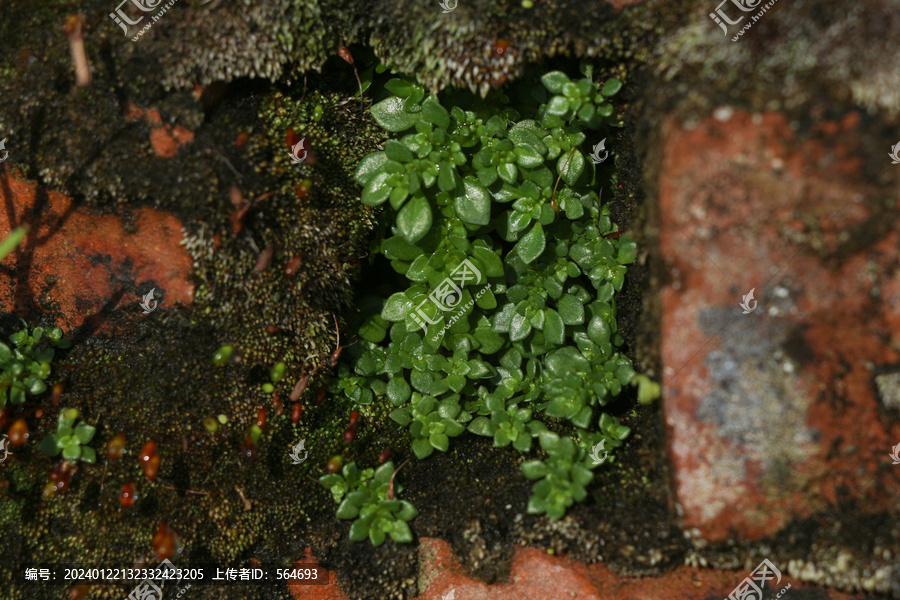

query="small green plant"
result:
[0,321,71,408]
[632,374,661,404]
[521,432,594,520]
[319,461,418,546]
[37,408,97,464]
[330,65,643,531]
[388,392,467,458]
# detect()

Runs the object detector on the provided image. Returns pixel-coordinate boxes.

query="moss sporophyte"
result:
[315,66,644,543]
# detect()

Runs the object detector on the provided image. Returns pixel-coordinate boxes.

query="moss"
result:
[185,87,382,378]
[0,307,416,599]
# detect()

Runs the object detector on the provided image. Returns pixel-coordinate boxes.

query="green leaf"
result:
[557,295,585,325]
[370,97,419,132]
[468,416,494,436]
[369,527,387,547]
[389,520,413,543]
[26,376,46,395]
[470,246,504,278]
[349,518,369,541]
[389,407,411,426]
[0,226,28,262]
[421,98,451,131]
[514,144,544,169]
[521,460,548,479]
[601,78,623,97]
[37,435,60,456]
[571,406,592,428]
[497,163,517,184]
[514,223,546,264]
[386,377,412,405]
[382,236,423,261]
[336,498,361,519]
[510,313,532,342]
[359,314,389,343]
[74,422,95,444]
[617,237,637,264]
[382,292,413,321]
[9,386,25,405]
[512,433,532,452]
[385,78,421,98]
[527,493,547,515]
[477,166,498,187]
[397,500,419,521]
[543,308,565,345]
[481,114,504,135]
[384,140,414,163]
[541,71,571,94]
[372,462,395,487]
[455,178,491,226]
[577,103,596,123]
[429,432,449,452]
[354,152,388,186]
[61,442,82,461]
[80,446,97,464]
[587,316,611,346]
[438,161,457,192]
[0,342,11,363]
[558,150,585,186]
[545,96,570,116]
[508,125,548,156]
[492,303,516,332]
[412,437,434,459]
[396,196,433,244]
[361,171,392,206]
[473,327,505,353]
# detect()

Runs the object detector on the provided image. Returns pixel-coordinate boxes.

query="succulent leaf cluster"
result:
[319,461,418,546]
[0,322,70,408]
[37,408,97,464]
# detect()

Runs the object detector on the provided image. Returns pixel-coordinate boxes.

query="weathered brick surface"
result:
[413,537,856,600]
[288,548,348,600]
[657,108,900,542]
[0,173,194,331]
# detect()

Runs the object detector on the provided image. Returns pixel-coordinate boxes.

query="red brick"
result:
[658,108,900,542]
[417,538,856,599]
[0,173,194,332]
[288,548,347,600]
